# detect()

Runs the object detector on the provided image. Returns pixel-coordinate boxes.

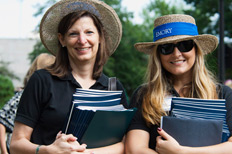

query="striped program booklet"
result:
[171,97,230,142]
[63,88,137,148]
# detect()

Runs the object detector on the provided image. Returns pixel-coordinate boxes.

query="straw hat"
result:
[135,14,218,55]
[40,0,122,56]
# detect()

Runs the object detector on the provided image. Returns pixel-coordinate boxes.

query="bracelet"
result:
[35,145,41,154]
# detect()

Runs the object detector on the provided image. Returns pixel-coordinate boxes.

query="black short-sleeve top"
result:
[127,84,232,150]
[15,69,128,145]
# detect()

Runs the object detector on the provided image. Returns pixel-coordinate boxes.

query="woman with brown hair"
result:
[10,0,127,154]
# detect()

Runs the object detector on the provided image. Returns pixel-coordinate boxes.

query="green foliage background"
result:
[0,75,14,108]
[9,0,232,102]
[0,61,18,108]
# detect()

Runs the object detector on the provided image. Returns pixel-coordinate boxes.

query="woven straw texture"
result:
[40,0,122,56]
[134,14,218,55]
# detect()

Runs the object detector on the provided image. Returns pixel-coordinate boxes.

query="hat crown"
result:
[154,14,196,28]
[40,0,122,56]
[134,14,218,55]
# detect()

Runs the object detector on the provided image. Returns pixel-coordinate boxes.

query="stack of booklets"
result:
[63,88,136,148]
[161,97,230,146]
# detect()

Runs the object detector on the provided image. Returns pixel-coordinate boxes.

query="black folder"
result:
[62,88,137,148]
[80,109,136,148]
[64,106,136,148]
[161,116,223,147]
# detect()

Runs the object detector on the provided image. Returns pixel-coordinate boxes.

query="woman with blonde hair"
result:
[23,53,56,86]
[0,53,55,154]
[125,14,232,154]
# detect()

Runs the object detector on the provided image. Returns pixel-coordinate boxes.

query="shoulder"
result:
[29,69,59,84]
[33,69,52,78]
[132,84,147,97]
[218,84,232,99]
[99,73,125,90]
[23,69,57,94]
[129,84,147,108]
[115,78,125,90]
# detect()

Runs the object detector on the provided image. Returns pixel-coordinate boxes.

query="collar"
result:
[170,87,180,97]
[59,71,109,88]
[96,73,108,87]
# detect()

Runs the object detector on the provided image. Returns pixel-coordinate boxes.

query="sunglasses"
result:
[158,40,195,55]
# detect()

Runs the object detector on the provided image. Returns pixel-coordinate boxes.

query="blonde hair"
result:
[142,45,218,126]
[23,53,55,86]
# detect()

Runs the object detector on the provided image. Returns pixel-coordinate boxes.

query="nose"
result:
[172,47,182,56]
[78,34,87,44]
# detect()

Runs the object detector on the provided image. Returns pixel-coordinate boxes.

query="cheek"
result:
[191,54,196,64]
[160,55,169,67]
[66,38,77,46]
[186,51,196,64]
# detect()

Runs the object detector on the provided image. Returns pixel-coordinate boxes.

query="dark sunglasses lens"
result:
[177,40,194,52]
[158,43,174,55]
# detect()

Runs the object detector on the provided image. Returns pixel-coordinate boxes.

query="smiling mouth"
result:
[171,60,186,64]
[75,47,91,52]
[76,47,89,50]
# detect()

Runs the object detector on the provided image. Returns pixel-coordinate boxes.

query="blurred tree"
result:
[0,75,14,108]
[182,0,232,80]
[102,0,148,97]
[28,0,56,62]
[0,51,20,108]
[182,0,218,76]
[29,41,50,63]
[0,61,20,80]
[140,0,185,42]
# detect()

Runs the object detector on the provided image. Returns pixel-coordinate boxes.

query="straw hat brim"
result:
[134,34,218,55]
[40,0,122,56]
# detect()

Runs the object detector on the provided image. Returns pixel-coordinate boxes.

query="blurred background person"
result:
[0,53,55,154]
[225,79,232,89]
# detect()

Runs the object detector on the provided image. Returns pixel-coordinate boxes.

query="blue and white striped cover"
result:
[171,97,230,142]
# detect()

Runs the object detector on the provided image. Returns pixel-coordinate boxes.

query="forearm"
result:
[10,138,44,154]
[180,138,232,154]
[11,134,86,154]
[125,130,158,154]
[126,148,158,154]
[0,124,8,154]
[86,141,124,154]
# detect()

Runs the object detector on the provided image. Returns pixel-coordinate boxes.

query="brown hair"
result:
[47,11,110,79]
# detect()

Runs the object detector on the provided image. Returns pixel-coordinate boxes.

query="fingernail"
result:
[83,143,87,148]
[157,127,162,131]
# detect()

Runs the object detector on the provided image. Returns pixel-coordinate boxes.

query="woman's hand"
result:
[156,128,183,154]
[10,122,94,154]
[48,131,87,154]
